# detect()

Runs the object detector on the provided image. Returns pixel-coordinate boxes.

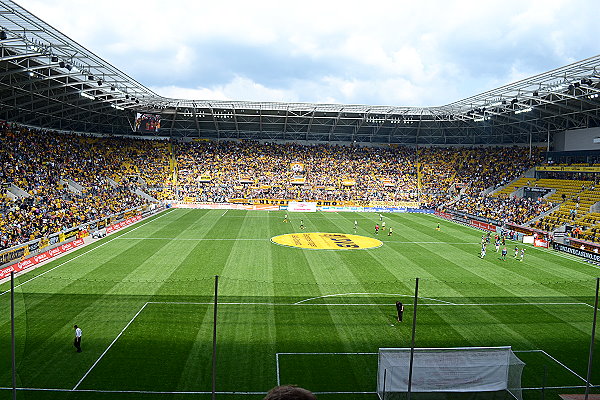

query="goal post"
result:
[377,346,525,400]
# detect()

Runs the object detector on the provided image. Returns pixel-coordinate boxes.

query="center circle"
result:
[271,232,383,250]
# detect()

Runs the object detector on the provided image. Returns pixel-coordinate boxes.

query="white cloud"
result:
[15,0,600,106]
[152,76,296,102]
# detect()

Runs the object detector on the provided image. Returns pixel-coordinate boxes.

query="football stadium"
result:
[1,1,600,399]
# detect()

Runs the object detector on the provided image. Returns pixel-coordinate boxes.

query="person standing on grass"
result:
[388,226,393,236]
[382,221,386,231]
[354,220,358,232]
[480,243,487,259]
[300,219,305,230]
[396,301,404,322]
[375,224,379,235]
[283,214,288,223]
[501,246,507,261]
[74,325,82,352]
[520,248,525,262]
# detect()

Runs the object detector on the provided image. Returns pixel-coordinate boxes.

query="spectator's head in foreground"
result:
[263,385,317,400]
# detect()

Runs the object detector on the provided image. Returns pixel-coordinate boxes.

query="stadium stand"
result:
[1,122,587,251]
[0,123,156,250]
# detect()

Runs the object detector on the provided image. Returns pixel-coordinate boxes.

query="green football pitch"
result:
[1,209,599,400]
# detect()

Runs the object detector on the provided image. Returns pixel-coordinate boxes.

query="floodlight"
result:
[533,91,539,96]
[110,85,115,91]
[51,56,58,63]
[65,64,72,71]
[88,75,94,80]
[97,79,102,86]
[59,61,65,68]
[0,31,7,40]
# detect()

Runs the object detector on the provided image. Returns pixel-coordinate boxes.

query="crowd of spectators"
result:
[0,123,163,250]
[1,122,549,251]
[444,194,553,226]
[173,141,541,206]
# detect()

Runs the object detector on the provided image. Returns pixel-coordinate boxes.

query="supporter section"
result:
[7,121,600,254]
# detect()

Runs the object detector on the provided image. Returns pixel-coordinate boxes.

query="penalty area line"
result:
[146,300,592,308]
[294,293,455,305]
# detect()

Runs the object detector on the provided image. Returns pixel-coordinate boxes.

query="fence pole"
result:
[584,277,599,400]
[541,365,547,400]
[407,277,419,400]
[11,271,17,400]
[212,275,219,400]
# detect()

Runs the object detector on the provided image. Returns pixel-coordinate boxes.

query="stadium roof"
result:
[0,0,599,145]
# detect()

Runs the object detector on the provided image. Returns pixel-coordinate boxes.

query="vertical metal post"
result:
[584,277,599,400]
[11,271,17,400]
[407,278,419,400]
[541,365,547,400]
[547,128,550,152]
[529,129,532,158]
[212,275,219,400]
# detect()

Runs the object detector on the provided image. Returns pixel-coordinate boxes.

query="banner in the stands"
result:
[105,215,142,234]
[288,201,317,212]
[0,238,85,279]
[536,166,600,173]
[552,242,600,263]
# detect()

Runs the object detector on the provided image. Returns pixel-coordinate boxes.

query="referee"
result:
[395,301,404,322]
[74,325,82,352]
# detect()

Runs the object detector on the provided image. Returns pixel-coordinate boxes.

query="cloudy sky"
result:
[16,0,600,106]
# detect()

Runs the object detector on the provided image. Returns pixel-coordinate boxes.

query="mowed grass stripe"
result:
[1,210,599,399]
[383,216,598,337]
[13,211,206,389]
[72,212,232,390]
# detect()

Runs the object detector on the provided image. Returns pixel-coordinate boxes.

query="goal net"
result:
[377,346,525,400]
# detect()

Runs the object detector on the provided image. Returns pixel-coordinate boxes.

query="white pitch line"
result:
[116,238,268,241]
[221,210,227,217]
[146,300,592,308]
[513,349,544,353]
[277,352,378,355]
[414,302,591,307]
[1,386,595,394]
[0,387,269,394]
[294,293,455,305]
[115,237,479,245]
[0,210,173,296]
[540,349,588,382]
[72,302,149,390]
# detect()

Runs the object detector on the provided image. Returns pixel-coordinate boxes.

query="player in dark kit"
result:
[501,247,507,261]
[395,301,404,322]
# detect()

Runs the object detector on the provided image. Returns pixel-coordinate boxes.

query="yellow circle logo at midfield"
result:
[271,232,383,250]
